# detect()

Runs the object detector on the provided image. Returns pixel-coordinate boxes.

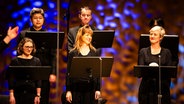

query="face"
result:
[31,13,44,30]
[79,9,92,25]
[22,42,34,56]
[81,33,92,45]
[149,29,162,44]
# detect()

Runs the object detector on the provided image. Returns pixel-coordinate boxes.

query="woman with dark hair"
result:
[8,37,41,104]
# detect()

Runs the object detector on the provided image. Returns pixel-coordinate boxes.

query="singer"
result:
[138,26,173,104]
[66,25,101,104]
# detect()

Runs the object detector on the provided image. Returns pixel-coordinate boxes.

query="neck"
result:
[80,44,90,49]
[33,26,42,31]
[19,54,32,59]
[151,43,161,49]
[151,44,161,54]
[79,44,90,55]
[81,23,89,26]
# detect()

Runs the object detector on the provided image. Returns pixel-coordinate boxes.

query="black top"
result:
[66,49,100,92]
[8,56,41,91]
[138,47,172,66]
[0,40,8,53]
[138,47,173,104]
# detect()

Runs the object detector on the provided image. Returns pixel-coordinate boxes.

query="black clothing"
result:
[66,49,100,104]
[18,26,56,104]
[8,57,41,104]
[138,47,173,104]
[0,40,8,53]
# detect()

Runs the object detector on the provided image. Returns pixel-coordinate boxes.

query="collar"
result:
[30,26,46,31]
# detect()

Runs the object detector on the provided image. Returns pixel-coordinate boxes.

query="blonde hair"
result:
[71,25,96,53]
[149,25,165,39]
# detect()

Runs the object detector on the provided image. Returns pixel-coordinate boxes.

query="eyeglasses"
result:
[24,46,33,49]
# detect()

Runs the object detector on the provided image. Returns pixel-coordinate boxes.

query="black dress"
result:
[8,56,41,104]
[138,47,173,104]
[66,49,100,104]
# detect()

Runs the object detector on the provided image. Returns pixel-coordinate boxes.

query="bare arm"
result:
[3,26,19,44]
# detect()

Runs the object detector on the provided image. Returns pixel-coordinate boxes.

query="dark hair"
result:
[30,8,44,18]
[149,17,164,28]
[17,37,36,55]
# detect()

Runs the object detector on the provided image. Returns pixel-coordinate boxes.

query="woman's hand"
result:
[66,91,72,103]
[34,95,40,104]
[49,74,56,83]
[4,26,19,44]
[95,91,101,100]
[9,93,16,104]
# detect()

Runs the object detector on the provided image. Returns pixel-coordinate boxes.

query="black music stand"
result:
[8,66,51,80]
[25,31,65,49]
[69,56,114,78]
[92,30,115,48]
[61,57,113,104]
[134,65,177,78]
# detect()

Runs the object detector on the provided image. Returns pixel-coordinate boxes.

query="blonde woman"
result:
[66,25,101,104]
[138,26,173,104]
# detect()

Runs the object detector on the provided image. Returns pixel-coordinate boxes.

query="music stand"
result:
[92,30,115,48]
[134,65,177,78]
[8,66,51,80]
[25,31,65,49]
[69,56,114,78]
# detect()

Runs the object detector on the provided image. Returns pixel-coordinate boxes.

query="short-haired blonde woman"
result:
[138,26,173,104]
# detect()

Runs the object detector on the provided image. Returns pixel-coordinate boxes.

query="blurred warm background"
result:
[1,0,184,104]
